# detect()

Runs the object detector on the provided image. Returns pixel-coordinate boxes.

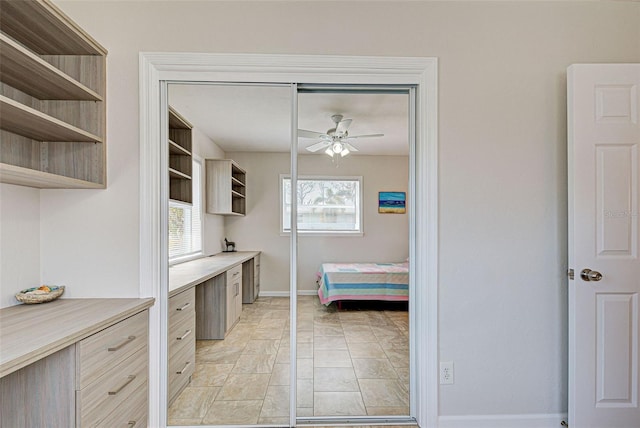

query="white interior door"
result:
[568,63,640,427]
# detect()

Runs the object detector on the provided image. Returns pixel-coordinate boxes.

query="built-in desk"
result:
[166,251,260,403]
[169,251,260,298]
[0,298,154,427]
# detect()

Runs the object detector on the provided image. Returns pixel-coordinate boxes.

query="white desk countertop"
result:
[169,251,260,297]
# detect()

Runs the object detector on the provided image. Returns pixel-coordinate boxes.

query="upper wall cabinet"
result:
[168,106,193,204]
[206,159,246,216]
[0,0,107,188]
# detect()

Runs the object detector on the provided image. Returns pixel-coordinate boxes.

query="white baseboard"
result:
[438,413,567,428]
[259,290,317,297]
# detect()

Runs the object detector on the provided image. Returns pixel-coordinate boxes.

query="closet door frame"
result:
[139,53,438,428]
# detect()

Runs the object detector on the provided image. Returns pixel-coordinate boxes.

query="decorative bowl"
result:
[15,285,65,304]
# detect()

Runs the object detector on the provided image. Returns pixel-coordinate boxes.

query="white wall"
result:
[224,152,409,293]
[0,184,40,308]
[32,0,640,419]
[189,127,226,256]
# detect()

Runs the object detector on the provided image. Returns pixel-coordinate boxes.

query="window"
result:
[281,175,362,235]
[169,159,202,261]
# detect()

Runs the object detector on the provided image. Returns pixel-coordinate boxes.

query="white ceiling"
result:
[168,84,410,156]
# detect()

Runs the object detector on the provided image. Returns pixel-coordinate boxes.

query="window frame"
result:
[169,157,204,265]
[280,174,364,237]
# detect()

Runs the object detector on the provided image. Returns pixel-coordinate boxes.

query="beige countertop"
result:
[0,298,155,378]
[169,251,261,297]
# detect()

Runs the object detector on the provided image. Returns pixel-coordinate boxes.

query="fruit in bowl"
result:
[15,285,65,304]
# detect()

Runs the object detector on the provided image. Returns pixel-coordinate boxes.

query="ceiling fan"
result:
[299,114,384,158]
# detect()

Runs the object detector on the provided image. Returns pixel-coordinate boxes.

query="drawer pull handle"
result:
[108,375,136,395]
[108,335,136,352]
[177,329,192,340]
[128,421,137,427]
[176,302,191,311]
[177,361,191,375]
[232,271,240,277]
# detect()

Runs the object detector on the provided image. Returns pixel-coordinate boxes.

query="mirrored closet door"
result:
[163,81,415,427]
[295,87,412,424]
[166,83,292,426]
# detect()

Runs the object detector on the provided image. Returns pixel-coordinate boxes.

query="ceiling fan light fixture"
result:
[340,147,350,157]
[332,142,343,154]
[324,147,335,157]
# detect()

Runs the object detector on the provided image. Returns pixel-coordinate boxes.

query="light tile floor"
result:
[168,296,409,426]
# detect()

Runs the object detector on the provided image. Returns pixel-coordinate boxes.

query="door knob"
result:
[580,268,603,282]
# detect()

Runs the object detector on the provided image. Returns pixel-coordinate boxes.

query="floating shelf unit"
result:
[206,159,246,216]
[168,106,193,204]
[0,0,107,188]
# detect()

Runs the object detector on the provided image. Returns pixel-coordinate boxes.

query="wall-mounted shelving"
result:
[206,159,246,216]
[0,0,107,188]
[168,106,193,204]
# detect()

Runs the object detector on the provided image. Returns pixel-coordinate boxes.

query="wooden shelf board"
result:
[0,34,102,101]
[169,168,191,180]
[231,176,245,186]
[0,0,107,55]
[231,190,245,199]
[169,139,191,156]
[168,106,193,129]
[0,95,102,143]
[0,163,104,189]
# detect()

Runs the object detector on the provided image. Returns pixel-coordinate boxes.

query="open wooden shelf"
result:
[0,34,102,101]
[169,168,191,180]
[0,0,106,55]
[0,0,107,188]
[0,163,104,189]
[0,96,102,142]
[169,139,191,156]
[206,159,247,216]
[168,107,193,204]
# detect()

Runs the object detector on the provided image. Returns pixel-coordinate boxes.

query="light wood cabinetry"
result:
[0,0,107,189]
[0,300,152,427]
[75,312,149,427]
[167,287,196,406]
[169,106,193,204]
[0,346,76,427]
[226,264,243,331]
[206,159,246,215]
[170,252,261,339]
[242,255,260,304]
[195,274,226,340]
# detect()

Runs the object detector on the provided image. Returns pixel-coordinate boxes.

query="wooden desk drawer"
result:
[77,346,148,427]
[169,288,195,328]
[168,310,195,361]
[226,264,242,283]
[76,311,148,390]
[95,382,147,428]
[168,339,195,405]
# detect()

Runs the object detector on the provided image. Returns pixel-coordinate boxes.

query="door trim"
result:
[139,53,439,427]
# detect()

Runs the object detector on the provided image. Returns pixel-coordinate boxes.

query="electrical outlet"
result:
[440,361,454,384]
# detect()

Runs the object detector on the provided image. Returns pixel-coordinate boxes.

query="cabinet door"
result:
[235,281,242,322]
[226,281,235,333]
[253,255,260,301]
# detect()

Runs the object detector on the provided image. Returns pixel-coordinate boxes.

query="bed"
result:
[316,261,409,305]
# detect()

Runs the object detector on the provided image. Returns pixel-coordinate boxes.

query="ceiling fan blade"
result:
[344,133,384,139]
[298,129,326,139]
[335,118,352,135]
[306,141,331,152]
[344,142,359,152]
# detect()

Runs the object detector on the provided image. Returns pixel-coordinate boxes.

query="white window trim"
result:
[279,174,364,237]
[168,156,204,265]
